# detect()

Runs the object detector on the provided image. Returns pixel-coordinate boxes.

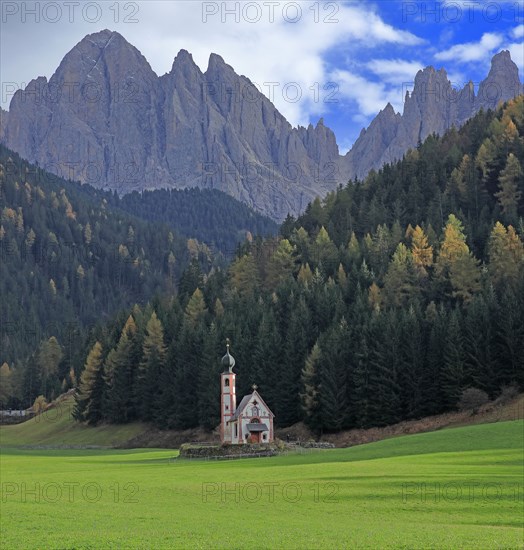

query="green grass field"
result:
[0,398,146,448]
[1,420,522,549]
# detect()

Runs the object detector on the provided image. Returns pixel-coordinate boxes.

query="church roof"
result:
[229,390,275,421]
[246,423,269,432]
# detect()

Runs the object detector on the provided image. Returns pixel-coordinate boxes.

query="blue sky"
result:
[1,1,523,151]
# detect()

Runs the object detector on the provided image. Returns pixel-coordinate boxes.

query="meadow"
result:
[1,420,523,549]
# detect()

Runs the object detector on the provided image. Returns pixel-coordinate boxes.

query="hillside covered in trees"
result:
[0,146,275,405]
[3,98,523,433]
[116,189,277,258]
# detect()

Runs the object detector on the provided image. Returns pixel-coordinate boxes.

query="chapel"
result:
[220,341,274,444]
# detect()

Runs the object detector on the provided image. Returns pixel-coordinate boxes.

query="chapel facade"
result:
[220,341,274,444]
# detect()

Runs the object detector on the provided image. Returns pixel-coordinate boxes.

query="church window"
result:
[252,406,259,416]
[234,423,238,437]
[224,379,230,387]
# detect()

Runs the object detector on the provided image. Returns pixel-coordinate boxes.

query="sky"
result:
[1,0,523,152]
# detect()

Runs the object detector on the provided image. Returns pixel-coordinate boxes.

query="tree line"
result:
[2,97,523,433]
[70,97,523,432]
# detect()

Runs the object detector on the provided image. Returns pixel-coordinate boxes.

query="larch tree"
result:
[228,254,260,298]
[0,363,12,406]
[184,288,207,326]
[488,222,524,289]
[265,239,296,290]
[74,342,105,425]
[411,225,433,277]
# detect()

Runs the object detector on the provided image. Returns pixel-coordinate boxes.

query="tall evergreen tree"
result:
[138,312,167,421]
[74,342,105,425]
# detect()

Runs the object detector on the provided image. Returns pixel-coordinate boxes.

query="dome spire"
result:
[221,338,236,372]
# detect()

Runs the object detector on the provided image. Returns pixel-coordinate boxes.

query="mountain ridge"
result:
[1,30,522,220]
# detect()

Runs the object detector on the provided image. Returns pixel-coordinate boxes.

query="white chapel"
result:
[220,341,275,444]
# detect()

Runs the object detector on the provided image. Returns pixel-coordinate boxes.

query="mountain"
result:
[1,30,521,221]
[343,50,523,179]
[20,97,521,431]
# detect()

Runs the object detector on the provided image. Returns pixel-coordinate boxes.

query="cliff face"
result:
[344,50,523,179]
[1,30,521,221]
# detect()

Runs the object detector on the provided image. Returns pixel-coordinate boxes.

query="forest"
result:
[1,97,523,433]
[0,145,275,398]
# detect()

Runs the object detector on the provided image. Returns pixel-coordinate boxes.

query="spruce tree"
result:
[138,312,167,421]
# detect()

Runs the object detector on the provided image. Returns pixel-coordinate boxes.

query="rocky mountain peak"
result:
[476,50,522,111]
[1,32,522,221]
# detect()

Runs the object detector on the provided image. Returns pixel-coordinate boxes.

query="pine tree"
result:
[301,342,321,429]
[278,297,311,426]
[449,252,481,303]
[312,226,339,275]
[105,315,141,423]
[138,312,167,421]
[383,243,414,306]
[464,296,496,396]
[495,288,524,388]
[441,310,467,409]
[366,311,401,425]
[196,323,220,430]
[495,153,522,223]
[316,320,352,432]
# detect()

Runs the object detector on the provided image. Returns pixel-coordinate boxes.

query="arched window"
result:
[224,379,230,387]
[251,406,259,417]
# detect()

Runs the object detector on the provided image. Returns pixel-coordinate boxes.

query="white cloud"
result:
[435,32,504,63]
[511,25,524,40]
[330,69,403,116]
[505,42,524,71]
[366,59,424,85]
[1,0,424,128]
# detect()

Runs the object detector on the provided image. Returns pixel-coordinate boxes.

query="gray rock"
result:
[345,50,522,180]
[1,31,521,221]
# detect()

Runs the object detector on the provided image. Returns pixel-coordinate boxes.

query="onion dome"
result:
[221,339,235,372]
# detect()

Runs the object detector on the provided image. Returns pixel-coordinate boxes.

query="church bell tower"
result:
[220,339,236,443]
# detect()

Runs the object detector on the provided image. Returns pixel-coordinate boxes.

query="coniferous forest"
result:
[2,97,523,434]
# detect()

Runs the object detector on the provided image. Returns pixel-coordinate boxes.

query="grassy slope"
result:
[0,397,147,447]
[2,394,522,449]
[1,420,522,549]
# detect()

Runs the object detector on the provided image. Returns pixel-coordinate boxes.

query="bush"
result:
[32,395,48,414]
[496,385,519,405]
[458,388,489,411]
